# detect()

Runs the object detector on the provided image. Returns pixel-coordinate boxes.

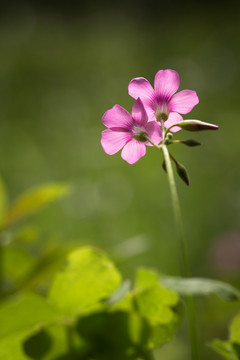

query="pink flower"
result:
[128,69,199,132]
[101,98,162,164]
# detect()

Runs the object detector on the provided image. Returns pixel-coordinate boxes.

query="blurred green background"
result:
[0,1,240,358]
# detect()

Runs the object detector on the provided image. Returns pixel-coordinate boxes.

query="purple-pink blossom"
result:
[101,98,162,164]
[128,69,199,132]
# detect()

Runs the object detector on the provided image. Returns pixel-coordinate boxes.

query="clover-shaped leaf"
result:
[48,246,122,316]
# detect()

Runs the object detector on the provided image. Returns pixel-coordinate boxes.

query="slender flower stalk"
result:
[160,120,200,360]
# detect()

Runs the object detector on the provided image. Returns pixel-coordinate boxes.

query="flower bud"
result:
[176,120,219,131]
[181,139,202,147]
[175,160,190,186]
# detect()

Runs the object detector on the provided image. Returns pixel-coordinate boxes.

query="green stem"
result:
[161,143,200,360]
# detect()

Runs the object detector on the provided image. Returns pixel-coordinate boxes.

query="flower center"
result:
[154,103,169,122]
[132,127,148,142]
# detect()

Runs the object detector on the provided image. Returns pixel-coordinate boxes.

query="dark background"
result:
[0,1,240,358]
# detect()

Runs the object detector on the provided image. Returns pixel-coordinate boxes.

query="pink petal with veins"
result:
[121,139,146,164]
[168,90,199,114]
[102,105,132,129]
[154,69,180,102]
[101,129,131,155]
[128,77,155,105]
[164,112,183,132]
[145,121,162,145]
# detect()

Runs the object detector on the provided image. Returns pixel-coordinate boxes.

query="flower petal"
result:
[132,98,148,126]
[164,112,183,133]
[145,121,162,145]
[168,90,199,114]
[154,69,180,102]
[121,139,146,164]
[142,105,156,122]
[102,105,132,129]
[128,77,155,105]
[101,129,131,155]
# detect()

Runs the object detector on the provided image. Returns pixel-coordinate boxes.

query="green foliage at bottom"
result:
[76,311,150,360]
[0,247,184,360]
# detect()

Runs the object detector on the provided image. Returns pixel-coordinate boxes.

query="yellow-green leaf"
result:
[134,269,183,349]
[0,293,59,339]
[3,183,71,228]
[0,330,32,360]
[0,293,61,360]
[48,246,122,316]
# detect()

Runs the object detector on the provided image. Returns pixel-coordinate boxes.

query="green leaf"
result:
[0,293,59,339]
[0,293,61,360]
[13,225,40,244]
[230,313,240,344]
[3,247,35,285]
[136,286,178,326]
[210,313,240,359]
[77,310,148,360]
[0,331,33,360]
[134,269,184,348]
[16,245,71,293]
[148,304,184,349]
[3,244,70,295]
[23,324,85,360]
[209,339,239,360]
[23,329,52,359]
[135,268,159,291]
[48,246,122,316]
[106,280,131,306]
[3,182,71,228]
[161,276,240,301]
